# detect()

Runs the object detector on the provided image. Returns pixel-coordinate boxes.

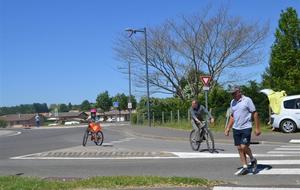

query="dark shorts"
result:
[233,128,252,146]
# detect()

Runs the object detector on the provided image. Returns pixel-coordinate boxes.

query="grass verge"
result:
[135,119,274,133]
[0,176,221,190]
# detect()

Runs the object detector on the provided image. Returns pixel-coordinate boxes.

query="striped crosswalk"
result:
[214,140,300,190]
[255,139,300,175]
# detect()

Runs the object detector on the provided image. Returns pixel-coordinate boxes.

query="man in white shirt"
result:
[225,85,261,175]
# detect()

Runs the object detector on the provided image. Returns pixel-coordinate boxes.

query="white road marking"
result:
[10,156,180,160]
[10,151,298,160]
[258,168,300,175]
[258,160,300,165]
[110,137,135,144]
[214,187,300,190]
[6,131,22,137]
[171,152,240,158]
[170,152,298,158]
[275,148,300,151]
[0,130,22,137]
[267,151,300,154]
[280,145,300,148]
[290,139,300,143]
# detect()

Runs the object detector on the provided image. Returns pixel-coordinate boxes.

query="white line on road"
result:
[171,152,240,158]
[258,168,300,175]
[10,152,298,160]
[6,131,22,137]
[258,160,300,165]
[280,145,300,148]
[214,187,300,190]
[290,139,300,143]
[267,151,300,154]
[11,152,238,160]
[110,137,135,144]
[275,148,300,151]
[0,130,22,137]
[10,156,181,160]
[170,152,299,159]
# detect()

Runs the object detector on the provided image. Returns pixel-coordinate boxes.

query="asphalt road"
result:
[0,124,300,189]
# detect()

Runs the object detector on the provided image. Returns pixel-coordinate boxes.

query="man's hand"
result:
[255,128,261,136]
[224,127,230,136]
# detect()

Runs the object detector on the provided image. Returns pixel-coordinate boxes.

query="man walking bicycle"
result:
[224,85,261,175]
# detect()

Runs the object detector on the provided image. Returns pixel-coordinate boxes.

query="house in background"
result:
[46,111,88,122]
[0,114,45,127]
[98,110,134,122]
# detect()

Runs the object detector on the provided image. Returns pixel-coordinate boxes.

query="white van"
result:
[261,89,300,133]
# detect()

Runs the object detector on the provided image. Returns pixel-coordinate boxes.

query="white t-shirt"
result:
[230,95,256,130]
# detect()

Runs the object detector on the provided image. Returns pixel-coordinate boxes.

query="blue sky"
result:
[0,0,299,107]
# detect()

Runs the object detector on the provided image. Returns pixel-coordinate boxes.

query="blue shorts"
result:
[233,128,252,146]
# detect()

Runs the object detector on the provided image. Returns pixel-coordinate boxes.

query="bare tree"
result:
[114,6,269,100]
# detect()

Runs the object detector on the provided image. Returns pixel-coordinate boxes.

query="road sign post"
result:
[113,102,119,122]
[200,76,211,110]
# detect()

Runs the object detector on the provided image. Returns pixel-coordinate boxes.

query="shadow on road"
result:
[199,148,225,153]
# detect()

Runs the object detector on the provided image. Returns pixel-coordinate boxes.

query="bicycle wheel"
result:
[189,129,200,151]
[82,130,89,146]
[204,128,215,153]
[94,131,104,146]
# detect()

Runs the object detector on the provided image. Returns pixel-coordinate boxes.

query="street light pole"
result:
[125,27,151,127]
[128,61,132,125]
[143,27,151,128]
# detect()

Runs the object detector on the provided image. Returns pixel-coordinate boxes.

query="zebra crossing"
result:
[255,139,300,175]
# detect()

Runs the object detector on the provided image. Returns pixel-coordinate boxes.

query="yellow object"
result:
[267,90,287,114]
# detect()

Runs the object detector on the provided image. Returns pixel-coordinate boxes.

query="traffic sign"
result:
[203,86,210,91]
[128,102,132,109]
[113,102,119,108]
[200,76,211,86]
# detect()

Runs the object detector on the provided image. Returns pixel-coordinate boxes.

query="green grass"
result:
[135,118,274,133]
[0,176,220,190]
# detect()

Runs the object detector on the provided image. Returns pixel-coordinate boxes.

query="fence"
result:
[132,107,228,127]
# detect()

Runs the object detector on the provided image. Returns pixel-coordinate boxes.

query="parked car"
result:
[64,121,80,125]
[261,89,300,133]
[106,118,116,122]
[271,95,300,133]
[48,123,59,126]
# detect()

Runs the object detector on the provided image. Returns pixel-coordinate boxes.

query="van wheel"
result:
[280,119,297,133]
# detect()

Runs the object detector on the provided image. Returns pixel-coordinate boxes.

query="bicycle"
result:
[189,121,215,153]
[82,122,104,146]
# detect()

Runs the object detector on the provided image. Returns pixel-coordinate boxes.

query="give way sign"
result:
[200,76,211,86]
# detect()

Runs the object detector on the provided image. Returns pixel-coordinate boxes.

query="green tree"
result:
[112,93,128,110]
[59,104,69,112]
[96,91,112,112]
[0,120,7,128]
[80,100,91,111]
[262,7,300,95]
[129,95,137,110]
[208,84,231,117]
[240,81,269,123]
[33,103,49,113]
[68,102,73,110]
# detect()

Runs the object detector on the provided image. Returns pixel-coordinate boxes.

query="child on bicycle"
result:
[190,99,214,141]
[87,108,99,123]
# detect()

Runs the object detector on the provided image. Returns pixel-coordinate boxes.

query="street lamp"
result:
[128,61,132,125]
[125,27,151,127]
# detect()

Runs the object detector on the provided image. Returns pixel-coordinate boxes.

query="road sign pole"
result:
[200,75,211,124]
[205,89,208,110]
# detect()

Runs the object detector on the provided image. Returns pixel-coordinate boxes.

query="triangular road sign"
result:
[200,76,211,86]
